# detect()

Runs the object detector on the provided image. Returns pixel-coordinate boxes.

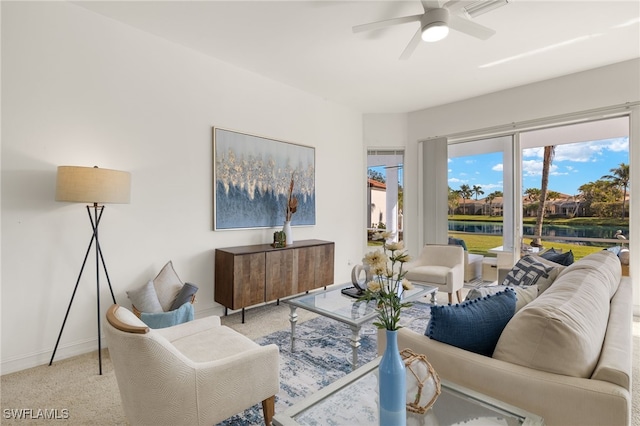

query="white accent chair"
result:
[405,245,465,304]
[104,304,279,425]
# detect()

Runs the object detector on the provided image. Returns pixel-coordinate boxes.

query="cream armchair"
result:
[104,304,279,425]
[405,244,464,304]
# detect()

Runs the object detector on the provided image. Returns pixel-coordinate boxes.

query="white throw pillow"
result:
[153,261,185,312]
[126,280,163,313]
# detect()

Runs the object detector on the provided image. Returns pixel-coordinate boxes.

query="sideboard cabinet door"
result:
[265,249,295,301]
[215,250,265,310]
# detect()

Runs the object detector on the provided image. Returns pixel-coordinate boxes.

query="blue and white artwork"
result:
[213,127,316,230]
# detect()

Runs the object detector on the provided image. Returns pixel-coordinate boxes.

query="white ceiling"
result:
[75,0,640,114]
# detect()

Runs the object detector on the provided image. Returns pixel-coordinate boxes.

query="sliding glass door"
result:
[448,136,515,257]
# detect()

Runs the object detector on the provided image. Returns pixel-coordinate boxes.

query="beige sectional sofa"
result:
[379,250,632,426]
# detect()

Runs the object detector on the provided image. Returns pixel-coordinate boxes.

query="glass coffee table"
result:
[273,356,544,425]
[284,283,436,370]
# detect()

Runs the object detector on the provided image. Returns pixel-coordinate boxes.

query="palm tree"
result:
[524,187,541,202]
[602,163,629,219]
[448,187,461,215]
[488,190,503,216]
[459,184,472,215]
[472,185,484,200]
[533,146,555,247]
[485,193,495,216]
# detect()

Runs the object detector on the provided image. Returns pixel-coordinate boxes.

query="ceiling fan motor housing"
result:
[422,7,450,29]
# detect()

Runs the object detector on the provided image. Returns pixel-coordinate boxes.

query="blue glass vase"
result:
[379,329,406,426]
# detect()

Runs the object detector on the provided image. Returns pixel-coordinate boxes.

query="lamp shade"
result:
[56,166,131,204]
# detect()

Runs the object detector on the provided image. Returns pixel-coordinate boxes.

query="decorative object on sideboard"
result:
[272,231,286,248]
[401,348,441,414]
[50,165,131,375]
[282,173,298,246]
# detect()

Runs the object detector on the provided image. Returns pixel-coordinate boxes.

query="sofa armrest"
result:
[591,276,633,389]
[378,328,630,426]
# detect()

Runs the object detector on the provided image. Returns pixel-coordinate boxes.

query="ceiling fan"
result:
[353,0,508,60]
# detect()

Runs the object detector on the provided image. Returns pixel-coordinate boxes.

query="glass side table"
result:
[273,357,544,426]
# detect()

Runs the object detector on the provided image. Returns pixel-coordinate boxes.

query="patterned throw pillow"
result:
[466,284,538,312]
[501,255,555,288]
[425,289,517,356]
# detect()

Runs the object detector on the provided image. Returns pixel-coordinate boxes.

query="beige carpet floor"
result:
[1,295,639,425]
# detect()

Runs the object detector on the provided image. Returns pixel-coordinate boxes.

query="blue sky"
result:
[448,137,630,197]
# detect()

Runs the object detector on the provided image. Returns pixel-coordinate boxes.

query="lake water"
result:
[448,221,629,240]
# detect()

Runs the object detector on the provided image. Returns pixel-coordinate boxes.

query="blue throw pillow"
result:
[447,237,468,251]
[540,248,574,266]
[425,289,516,356]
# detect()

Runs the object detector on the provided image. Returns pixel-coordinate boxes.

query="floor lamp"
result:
[50,165,131,375]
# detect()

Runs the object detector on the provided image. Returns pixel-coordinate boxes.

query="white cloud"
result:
[523,138,629,164]
[522,159,559,177]
[492,164,503,172]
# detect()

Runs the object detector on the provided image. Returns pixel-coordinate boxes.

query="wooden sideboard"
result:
[215,239,335,321]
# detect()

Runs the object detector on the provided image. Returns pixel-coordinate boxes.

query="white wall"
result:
[366,59,640,314]
[1,2,364,373]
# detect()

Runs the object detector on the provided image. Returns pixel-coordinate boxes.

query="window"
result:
[448,136,513,255]
[367,150,404,245]
[446,116,630,261]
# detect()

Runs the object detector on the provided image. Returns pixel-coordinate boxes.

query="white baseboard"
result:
[1,337,99,376]
[1,303,225,375]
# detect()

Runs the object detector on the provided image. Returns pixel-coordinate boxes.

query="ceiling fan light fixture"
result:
[421,8,450,42]
[421,22,449,42]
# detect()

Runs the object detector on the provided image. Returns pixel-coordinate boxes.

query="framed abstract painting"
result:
[213,127,316,230]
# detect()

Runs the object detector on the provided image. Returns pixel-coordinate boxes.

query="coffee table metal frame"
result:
[283,283,437,370]
[273,356,544,426]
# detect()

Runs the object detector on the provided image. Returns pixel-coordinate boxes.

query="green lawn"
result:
[448,214,627,260]
[448,232,606,260]
[367,215,627,261]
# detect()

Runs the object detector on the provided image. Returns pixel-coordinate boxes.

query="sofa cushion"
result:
[426,289,516,356]
[466,284,538,312]
[501,255,559,293]
[493,250,622,378]
[406,266,449,285]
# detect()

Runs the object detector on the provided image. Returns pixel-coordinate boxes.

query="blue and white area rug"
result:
[216,301,433,425]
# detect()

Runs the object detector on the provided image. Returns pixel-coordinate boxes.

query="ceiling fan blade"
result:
[353,14,422,33]
[448,14,496,40]
[399,27,423,60]
[421,0,441,11]
[442,0,467,14]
